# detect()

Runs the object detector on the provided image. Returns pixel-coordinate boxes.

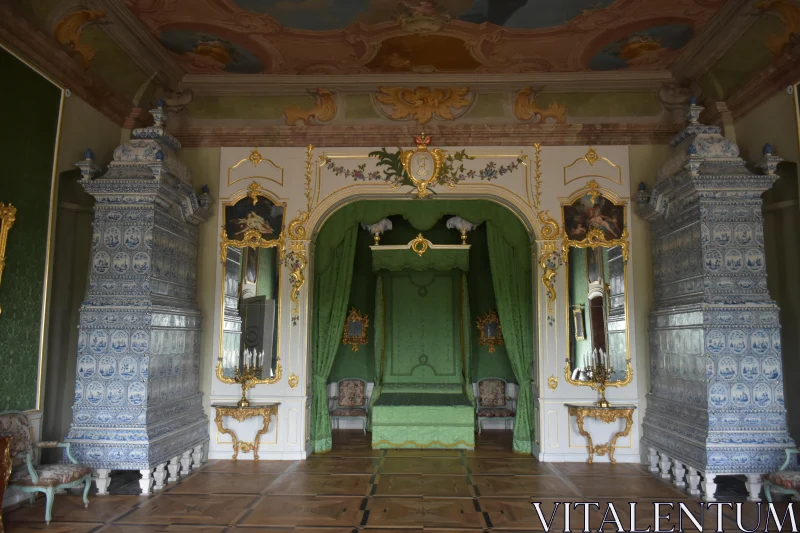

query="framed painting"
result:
[224,196,284,242]
[563,191,625,242]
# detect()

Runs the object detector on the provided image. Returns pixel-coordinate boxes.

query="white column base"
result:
[672,460,686,488]
[168,456,181,483]
[92,468,111,496]
[153,463,167,491]
[659,452,672,480]
[647,447,659,473]
[745,474,763,502]
[192,443,204,470]
[139,469,153,496]
[180,450,192,476]
[703,472,717,502]
[686,467,701,496]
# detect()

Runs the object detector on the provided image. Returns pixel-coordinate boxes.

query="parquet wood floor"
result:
[2,431,774,532]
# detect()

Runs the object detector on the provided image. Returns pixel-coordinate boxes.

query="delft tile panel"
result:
[66,111,213,471]
[640,110,795,475]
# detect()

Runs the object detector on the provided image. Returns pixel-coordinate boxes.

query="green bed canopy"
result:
[311,200,536,455]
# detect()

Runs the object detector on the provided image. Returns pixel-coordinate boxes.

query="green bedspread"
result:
[371,392,475,449]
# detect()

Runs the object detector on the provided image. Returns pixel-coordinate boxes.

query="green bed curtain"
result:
[368,275,385,430]
[486,224,535,454]
[460,273,475,405]
[311,225,358,453]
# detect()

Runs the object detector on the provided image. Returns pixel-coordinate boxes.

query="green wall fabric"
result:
[487,224,535,454]
[0,49,61,411]
[310,224,357,453]
[255,247,276,299]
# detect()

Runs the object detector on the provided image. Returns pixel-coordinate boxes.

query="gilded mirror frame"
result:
[561,181,632,389]
[476,308,504,353]
[0,203,16,316]
[216,186,286,386]
[342,307,369,352]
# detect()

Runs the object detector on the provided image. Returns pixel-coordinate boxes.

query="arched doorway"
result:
[305,199,538,455]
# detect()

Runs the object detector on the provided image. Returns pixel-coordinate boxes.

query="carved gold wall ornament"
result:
[563,148,622,185]
[400,133,446,199]
[539,246,560,318]
[566,404,635,464]
[532,143,560,240]
[476,309,503,353]
[54,10,107,68]
[375,87,473,125]
[284,89,337,126]
[547,375,558,391]
[213,403,279,460]
[219,226,286,264]
[288,373,299,389]
[288,145,315,240]
[0,203,16,316]
[285,242,306,326]
[410,233,430,256]
[248,148,263,166]
[342,308,369,352]
[513,87,567,124]
[561,227,630,264]
[246,182,265,205]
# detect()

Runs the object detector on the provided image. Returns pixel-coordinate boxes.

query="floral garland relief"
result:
[322,148,525,191]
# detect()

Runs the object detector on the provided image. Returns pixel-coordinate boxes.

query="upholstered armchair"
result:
[0,411,91,524]
[329,379,369,434]
[476,378,516,435]
[764,448,799,502]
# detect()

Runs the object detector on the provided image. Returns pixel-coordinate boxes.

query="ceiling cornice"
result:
[171,122,680,148]
[0,3,129,125]
[89,0,185,90]
[182,71,677,96]
[727,51,800,121]
[670,0,759,83]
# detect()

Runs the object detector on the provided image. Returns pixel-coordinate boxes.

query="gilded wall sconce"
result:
[0,203,17,315]
[342,308,369,352]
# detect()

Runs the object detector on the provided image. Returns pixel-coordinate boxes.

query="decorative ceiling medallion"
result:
[374,87,474,125]
[399,133,445,198]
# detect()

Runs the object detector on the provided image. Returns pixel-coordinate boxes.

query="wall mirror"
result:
[476,308,503,353]
[562,182,632,388]
[342,307,369,352]
[217,190,285,385]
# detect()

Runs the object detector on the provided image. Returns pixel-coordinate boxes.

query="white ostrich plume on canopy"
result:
[361,218,393,235]
[446,216,477,233]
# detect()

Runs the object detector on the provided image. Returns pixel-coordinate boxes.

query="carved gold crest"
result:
[399,133,445,199]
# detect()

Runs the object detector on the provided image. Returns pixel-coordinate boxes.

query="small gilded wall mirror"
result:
[562,181,632,389]
[476,308,503,353]
[342,308,369,352]
[0,203,16,316]
[217,188,285,386]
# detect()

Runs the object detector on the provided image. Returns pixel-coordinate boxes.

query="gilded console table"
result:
[212,403,280,460]
[565,404,636,464]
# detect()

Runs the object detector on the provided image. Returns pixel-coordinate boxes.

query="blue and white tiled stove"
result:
[637,101,795,501]
[65,102,212,495]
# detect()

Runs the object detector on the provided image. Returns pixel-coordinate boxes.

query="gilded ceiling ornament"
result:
[284,89,337,126]
[374,87,473,125]
[288,145,315,240]
[513,87,567,124]
[54,10,107,68]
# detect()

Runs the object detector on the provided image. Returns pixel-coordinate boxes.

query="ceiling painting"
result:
[587,23,694,71]
[158,29,266,74]
[118,0,729,74]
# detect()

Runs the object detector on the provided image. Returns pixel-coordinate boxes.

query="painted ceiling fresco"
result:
[120,0,727,74]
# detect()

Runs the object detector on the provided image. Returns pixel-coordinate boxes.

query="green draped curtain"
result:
[310,225,358,453]
[486,224,535,454]
[461,273,475,405]
[368,275,385,430]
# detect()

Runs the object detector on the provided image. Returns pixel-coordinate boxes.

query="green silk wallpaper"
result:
[328,216,516,383]
[0,48,61,411]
